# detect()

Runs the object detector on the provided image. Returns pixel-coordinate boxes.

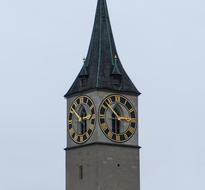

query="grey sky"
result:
[0,0,204,189]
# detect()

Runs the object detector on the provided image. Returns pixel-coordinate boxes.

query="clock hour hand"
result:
[106,103,136,122]
[119,117,136,122]
[82,114,92,120]
[71,107,82,122]
[108,116,136,122]
[106,103,120,120]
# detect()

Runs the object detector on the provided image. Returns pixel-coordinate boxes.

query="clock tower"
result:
[64,0,141,190]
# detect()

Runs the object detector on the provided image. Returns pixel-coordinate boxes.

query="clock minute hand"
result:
[106,103,120,120]
[71,107,82,122]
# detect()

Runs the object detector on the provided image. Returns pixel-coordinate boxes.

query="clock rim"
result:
[98,94,137,143]
[68,95,96,144]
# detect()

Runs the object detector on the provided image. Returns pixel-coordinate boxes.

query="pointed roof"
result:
[65,0,140,97]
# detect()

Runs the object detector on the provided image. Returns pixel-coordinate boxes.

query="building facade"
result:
[64,0,141,189]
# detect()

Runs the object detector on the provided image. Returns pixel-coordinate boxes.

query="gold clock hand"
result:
[119,116,130,122]
[106,103,120,120]
[82,114,92,120]
[71,107,82,122]
[119,117,136,122]
[107,117,136,122]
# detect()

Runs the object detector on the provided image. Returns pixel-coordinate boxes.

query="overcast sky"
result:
[0,0,205,190]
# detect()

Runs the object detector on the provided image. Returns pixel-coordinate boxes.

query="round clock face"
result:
[99,95,137,143]
[68,96,96,144]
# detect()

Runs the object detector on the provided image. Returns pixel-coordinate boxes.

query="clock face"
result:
[99,95,137,143]
[68,96,96,144]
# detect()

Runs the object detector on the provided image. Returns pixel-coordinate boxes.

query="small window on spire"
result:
[79,58,88,87]
[80,78,87,87]
[112,75,121,86]
[111,55,122,89]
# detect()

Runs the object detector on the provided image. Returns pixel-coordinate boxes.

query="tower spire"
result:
[65,0,140,97]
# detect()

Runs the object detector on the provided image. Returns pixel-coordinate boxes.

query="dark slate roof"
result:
[65,0,140,97]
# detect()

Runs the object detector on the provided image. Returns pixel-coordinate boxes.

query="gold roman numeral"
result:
[102,104,107,110]
[106,98,112,105]
[91,114,96,119]
[101,123,108,130]
[73,102,78,107]
[80,97,84,104]
[115,96,121,102]
[99,114,105,118]
[130,118,137,123]
[129,108,134,113]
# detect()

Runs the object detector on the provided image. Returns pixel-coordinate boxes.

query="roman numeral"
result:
[106,98,112,105]
[99,114,105,118]
[80,97,84,104]
[91,114,96,119]
[73,102,78,107]
[130,118,137,123]
[115,96,121,102]
[124,100,128,105]
[129,108,134,113]
[102,104,107,110]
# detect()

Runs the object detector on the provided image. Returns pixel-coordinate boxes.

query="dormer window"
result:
[111,55,122,89]
[111,75,122,87]
[79,63,89,87]
[80,77,87,87]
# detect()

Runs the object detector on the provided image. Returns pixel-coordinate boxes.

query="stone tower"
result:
[64,0,141,189]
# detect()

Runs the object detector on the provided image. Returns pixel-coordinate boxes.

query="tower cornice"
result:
[64,142,141,151]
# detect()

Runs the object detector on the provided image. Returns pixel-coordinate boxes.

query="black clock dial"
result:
[68,96,96,144]
[99,95,137,143]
